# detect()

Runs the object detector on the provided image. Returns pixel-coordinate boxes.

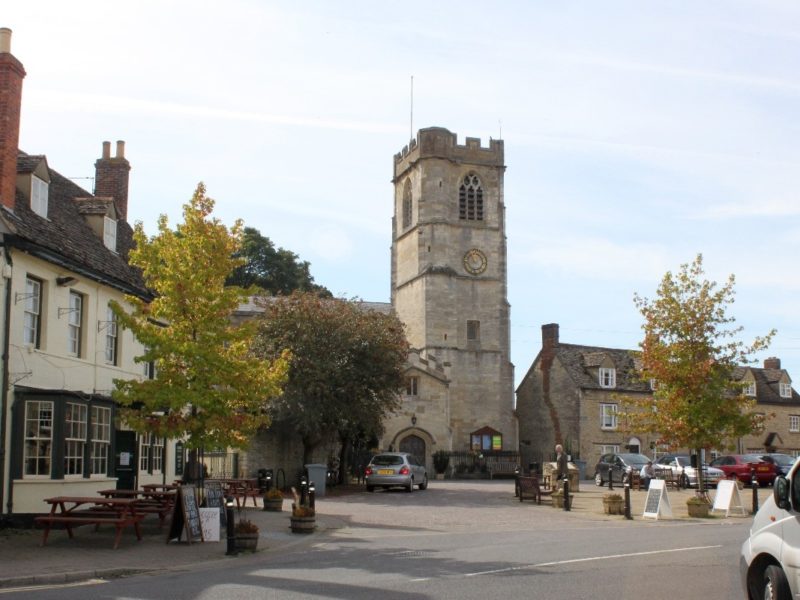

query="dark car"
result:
[594,452,652,486]
[759,453,796,477]
[710,454,777,486]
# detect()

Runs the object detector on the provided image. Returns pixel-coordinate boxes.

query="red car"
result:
[709,454,776,486]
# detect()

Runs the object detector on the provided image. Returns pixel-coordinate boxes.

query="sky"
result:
[5,1,800,388]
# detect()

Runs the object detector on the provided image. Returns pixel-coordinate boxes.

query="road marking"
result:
[463,545,723,577]
[0,578,106,594]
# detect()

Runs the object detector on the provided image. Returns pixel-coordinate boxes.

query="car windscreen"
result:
[768,455,795,466]
[675,457,689,467]
[741,454,765,463]
[620,454,650,464]
[371,455,404,466]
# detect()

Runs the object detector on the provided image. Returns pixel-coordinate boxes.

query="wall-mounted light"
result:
[56,276,78,287]
[411,414,417,426]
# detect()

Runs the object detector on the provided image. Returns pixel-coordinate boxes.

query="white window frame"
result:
[103,216,117,252]
[139,432,152,472]
[600,444,620,455]
[64,402,87,477]
[745,381,756,397]
[31,175,49,218]
[104,305,118,365]
[90,406,111,476]
[23,400,53,477]
[67,291,82,357]
[780,382,792,399]
[790,415,800,433]
[152,436,164,473]
[599,368,616,389]
[600,403,618,430]
[23,277,42,347]
[405,376,418,396]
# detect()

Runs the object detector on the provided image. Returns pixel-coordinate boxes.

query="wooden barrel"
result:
[290,516,315,533]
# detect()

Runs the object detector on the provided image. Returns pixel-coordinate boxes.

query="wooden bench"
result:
[35,497,145,549]
[517,475,553,505]
[488,461,520,480]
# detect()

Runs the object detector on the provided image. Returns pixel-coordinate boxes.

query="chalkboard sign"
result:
[166,485,204,544]
[174,442,185,476]
[642,479,673,520]
[203,481,227,527]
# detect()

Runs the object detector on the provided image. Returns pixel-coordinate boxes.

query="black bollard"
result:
[751,469,759,513]
[309,482,316,510]
[514,466,521,497]
[225,496,237,556]
[563,477,570,511]
[624,482,632,520]
[300,475,308,506]
[608,467,614,491]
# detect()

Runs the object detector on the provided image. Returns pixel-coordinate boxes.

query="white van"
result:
[741,459,800,599]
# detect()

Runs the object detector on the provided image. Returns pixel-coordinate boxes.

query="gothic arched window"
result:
[402,180,412,229]
[458,174,483,221]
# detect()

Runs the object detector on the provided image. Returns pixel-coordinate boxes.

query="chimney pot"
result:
[0,28,11,54]
[0,26,25,211]
[102,141,111,159]
[115,140,125,159]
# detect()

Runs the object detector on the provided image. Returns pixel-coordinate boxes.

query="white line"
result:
[464,545,722,577]
[0,578,107,594]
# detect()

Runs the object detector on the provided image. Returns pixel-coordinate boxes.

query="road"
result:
[1,481,749,599]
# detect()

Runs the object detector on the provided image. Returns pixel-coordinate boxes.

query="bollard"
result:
[563,477,570,511]
[265,474,272,492]
[624,482,632,520]
[608,467,614,491]
[751,469,759,513]
[514,466,521,498]
[300,475,308,506]
[225,496,237,556]
[309,482,316,510]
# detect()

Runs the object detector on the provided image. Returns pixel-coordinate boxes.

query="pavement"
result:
[0,479,766,590]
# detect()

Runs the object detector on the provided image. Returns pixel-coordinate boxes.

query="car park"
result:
[741,457,800,598]
[654,454,725,488]
[594,452,651,486]
[364,452,428,492]
[710,454,777,487]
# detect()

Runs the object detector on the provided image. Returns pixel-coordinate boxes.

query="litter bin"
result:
[257,468,273,492]
[305,463,327,497]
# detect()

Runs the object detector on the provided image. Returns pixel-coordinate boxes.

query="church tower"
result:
[386,127,516,462]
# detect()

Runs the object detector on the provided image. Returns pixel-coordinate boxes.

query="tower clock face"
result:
[463,248,488,275]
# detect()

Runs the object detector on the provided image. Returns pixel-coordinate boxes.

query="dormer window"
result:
[780,382,792,398]
[31,175,48,218]
[599,368,616,389]
[744,381,756,397]
[103,216,117,252]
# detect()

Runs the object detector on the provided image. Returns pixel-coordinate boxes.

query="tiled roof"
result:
[0,151,147,297]
[555,343,650,393]
[732,366,800,406]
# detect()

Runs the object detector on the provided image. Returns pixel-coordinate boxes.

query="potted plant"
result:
[290,503,316,533]
[602,492,624,515]
[234,519,260,552]
[263,487,284,512]
[686,495,711,518]
[433,450,450,480]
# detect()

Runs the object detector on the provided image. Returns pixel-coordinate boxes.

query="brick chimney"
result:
[542,323,559,350]
[0,28,26,211]
[94,140,130,220]
[764,357,781,370]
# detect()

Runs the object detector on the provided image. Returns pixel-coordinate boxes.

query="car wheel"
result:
[406,478,414,493]
[418,475,428,490]
[681,474,690,489]
[764,565,791,600]
[366,485,375,493]
[595,472,603,486]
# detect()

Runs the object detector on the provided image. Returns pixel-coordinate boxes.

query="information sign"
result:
[712,480,747,517]
[642,479,673,520]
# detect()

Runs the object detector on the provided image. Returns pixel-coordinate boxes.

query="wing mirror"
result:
[774,476,791,510]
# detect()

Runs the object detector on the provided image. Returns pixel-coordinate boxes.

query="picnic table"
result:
[35,496,144,549]
[141,483,179,492]
[98,489,176,527]
[207,478,260,508]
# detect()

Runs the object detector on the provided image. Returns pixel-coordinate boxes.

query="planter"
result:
[435,473,445,480]
[290,515,316,534]
[263,497,283,512]
[687,501,710,518]
[551,492,573,509]
[235,532,260,552]
[603,497,624,515]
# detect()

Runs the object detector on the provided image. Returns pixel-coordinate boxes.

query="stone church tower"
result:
[382,127,517,464]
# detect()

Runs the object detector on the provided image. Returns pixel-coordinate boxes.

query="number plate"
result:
[378,469,394,475]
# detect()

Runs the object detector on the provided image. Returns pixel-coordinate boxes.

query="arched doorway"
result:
[399,434,426,461]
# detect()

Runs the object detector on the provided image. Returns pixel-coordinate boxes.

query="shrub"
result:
[433,450,450,474]
[265,487,284,500]
[292,504,315,518]
[235,519,259,534]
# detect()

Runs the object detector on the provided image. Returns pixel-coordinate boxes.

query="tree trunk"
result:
[696,447,705,495]
[338,433,350,486]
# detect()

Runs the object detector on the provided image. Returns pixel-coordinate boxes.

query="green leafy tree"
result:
[252,292,409,467]
[227,227,331,297]
[623,254,774,493]
[112,184,289,451]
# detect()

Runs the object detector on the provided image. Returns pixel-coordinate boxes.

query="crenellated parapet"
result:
[393,127,504,181]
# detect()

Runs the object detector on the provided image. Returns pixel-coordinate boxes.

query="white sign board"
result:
[199,507,220,542]
[712,479,747,517]
[642,479,673,520]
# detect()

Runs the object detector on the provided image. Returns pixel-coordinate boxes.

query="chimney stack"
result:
[0,27,26,211]
[94,139,130,220]
[542,323,560,350]
[764,357,781,370]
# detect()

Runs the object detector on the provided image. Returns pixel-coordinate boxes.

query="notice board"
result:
[203,480,227,527]
[166,484,204,544]
[642,479,673,520]
[712,479,747,517]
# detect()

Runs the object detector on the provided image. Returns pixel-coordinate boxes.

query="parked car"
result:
[364,452,428,492]
[758,453,796,477]
[594,453,651,486]
[654,454,725,488]
[741,458,800,598]
[710,454,777,487]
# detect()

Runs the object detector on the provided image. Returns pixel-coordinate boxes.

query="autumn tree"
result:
[227,226,331,297]
[252,292,409,471]
[623,254,774,493]
[112,184,289,454]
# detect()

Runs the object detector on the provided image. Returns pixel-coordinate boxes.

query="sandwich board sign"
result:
[712,479,747,517]
[199,508,220,542]
[642,479,673,520]
[166,484,204,544]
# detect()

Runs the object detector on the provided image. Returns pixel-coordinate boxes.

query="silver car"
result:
[365,452,428,492]
[655,454,724,488]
